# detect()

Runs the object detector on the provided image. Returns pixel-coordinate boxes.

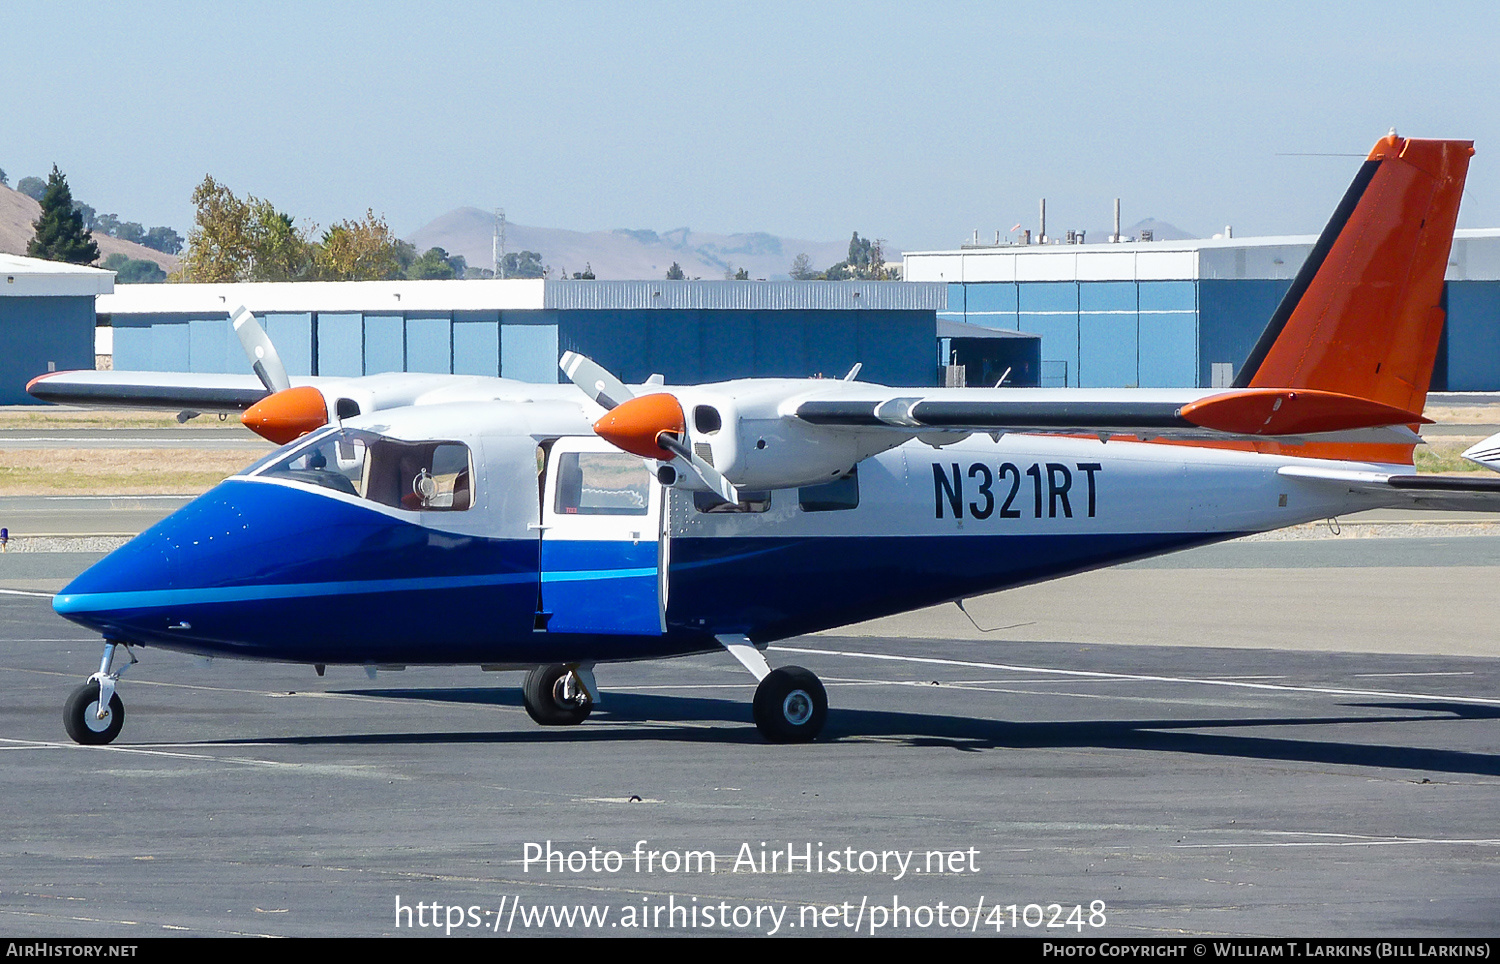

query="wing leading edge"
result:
[792,385,1428,445]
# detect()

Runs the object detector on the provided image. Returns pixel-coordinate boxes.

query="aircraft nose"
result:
[53,526,178,630]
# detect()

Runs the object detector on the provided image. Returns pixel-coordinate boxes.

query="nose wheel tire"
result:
[64,682,125,745]
[753,666,827,743]
[522,664,593,726]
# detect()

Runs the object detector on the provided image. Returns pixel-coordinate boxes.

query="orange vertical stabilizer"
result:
[1226,134,1472,464]
[1237,135,1473,415]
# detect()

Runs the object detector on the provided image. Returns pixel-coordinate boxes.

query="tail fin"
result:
[1234,134,1473,417]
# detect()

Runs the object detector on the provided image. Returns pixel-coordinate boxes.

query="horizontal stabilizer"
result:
[1178,389,1428,436]
[1278,464,1500,511]
[1461,432,1500,472]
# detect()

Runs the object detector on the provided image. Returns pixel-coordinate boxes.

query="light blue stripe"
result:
[541,568,657,583]
[54,571,533,614]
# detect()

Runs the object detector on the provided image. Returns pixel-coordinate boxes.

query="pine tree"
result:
[27,166,99,264]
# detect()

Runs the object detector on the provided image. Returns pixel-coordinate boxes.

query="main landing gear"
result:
[522,663,596,726]
[720,635,828,743]
[63,640,137,745]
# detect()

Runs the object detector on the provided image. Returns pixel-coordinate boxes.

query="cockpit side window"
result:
[259,434,368,497]
[256,430,473,512]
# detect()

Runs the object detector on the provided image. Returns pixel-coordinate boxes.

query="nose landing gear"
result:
[63,641,137,746]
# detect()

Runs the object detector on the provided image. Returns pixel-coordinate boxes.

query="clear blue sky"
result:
[4,0,1496,250]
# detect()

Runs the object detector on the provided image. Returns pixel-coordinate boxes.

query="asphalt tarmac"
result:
[1,538,1497,938]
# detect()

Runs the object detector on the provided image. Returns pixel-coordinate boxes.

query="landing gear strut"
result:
[719,634,828,743]
[63,641,136,745]
[522,663,594,726]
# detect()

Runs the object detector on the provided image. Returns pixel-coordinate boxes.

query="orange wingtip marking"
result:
[25,372,58,393]
[593,393,685,461]
[1180,389,1428,436]
[241,386,328,445]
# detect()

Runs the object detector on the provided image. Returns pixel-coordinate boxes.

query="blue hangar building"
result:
[904,229,1500,390]
[93,279,947,388]
[0,254,112,404]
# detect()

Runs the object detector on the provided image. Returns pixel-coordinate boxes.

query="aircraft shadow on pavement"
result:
[198,687,1500,777]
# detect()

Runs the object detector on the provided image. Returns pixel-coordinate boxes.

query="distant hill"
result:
[1087,218,1197,243]
[0,185,180,272]
[410,208,900,281]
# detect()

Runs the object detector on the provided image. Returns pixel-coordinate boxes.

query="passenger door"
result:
[538,437,666,635]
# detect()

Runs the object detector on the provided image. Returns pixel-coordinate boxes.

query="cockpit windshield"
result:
[254,429,473,511]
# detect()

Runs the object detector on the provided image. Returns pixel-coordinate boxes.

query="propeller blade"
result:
[231,306,291,394]
[656,432,741,505]
[559,351,635,410]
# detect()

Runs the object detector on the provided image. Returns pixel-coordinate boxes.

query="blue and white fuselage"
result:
[52,394,1396,667]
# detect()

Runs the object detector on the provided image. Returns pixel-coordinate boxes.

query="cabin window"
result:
[554,452,651,516]
[363,439,473,511]
[694,490,770,513]
[798,467,859,512]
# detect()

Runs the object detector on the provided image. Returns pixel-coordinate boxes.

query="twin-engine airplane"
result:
[29,134,1500,746]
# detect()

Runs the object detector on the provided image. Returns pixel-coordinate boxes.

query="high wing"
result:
[27,369,273,413]
[789,383,1427,442]
[26,306,566,444]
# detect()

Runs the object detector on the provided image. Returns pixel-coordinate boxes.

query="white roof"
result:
[96,278,546,315]
[903,228,1500,283]
[0,253,114,298]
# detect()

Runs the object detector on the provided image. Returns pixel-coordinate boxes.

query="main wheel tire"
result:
[63,682,124,745]
[522,664,592,726]
[752,666,827,743]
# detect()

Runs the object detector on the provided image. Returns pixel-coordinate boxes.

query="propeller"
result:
[560,352,741,505]
[559,351,634,410]
[231,305,291,393]
[230,305,327,444]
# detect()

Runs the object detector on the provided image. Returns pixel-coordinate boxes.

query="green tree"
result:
[408,246,461,280]
[142,226,184,255]
[847,231,873,270]
[0,167,7,186]
[27,166,99,264]
[315,210,403,281]
[666,261,685,280]
[102,253,166,284]
[789,253,817,280]
[178,177,318,282]
[499,250,545,278]
[114,221,146,245]
[16,176,46,202]
[177,175,253,281]
[246,201,316,281]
